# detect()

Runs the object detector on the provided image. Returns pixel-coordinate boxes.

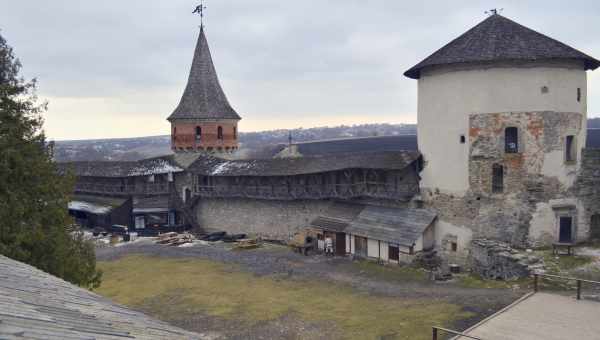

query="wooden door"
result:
[354,236,368,257]
[388,245,399,261]
[336,233,346,256]
[559,217,573,243]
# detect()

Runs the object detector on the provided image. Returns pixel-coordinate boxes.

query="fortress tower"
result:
[405,13,599,196]
[405,13,600,251]
[168,26,241,153]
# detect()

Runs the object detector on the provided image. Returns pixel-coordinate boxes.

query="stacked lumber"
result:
[156,232,196,246]
[233,238,262,250]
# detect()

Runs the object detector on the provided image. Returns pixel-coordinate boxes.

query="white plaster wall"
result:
[418,63,587,195]
[380,241,389,261]
[367,239,379,258]
[529,202,555,245]
[434,220,473,252]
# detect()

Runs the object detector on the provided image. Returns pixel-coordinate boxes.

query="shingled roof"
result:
[290,135,418,157]
[345,206,437,247]
[404,14,600,79]
[168,26,241,121]
[188,151,421,177]
[0,255,201,339]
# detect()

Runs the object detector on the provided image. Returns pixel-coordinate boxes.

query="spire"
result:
[168,26,241,121]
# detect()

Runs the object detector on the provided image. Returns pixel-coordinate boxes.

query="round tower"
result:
[168,26,241,154]
[405,14,600,196]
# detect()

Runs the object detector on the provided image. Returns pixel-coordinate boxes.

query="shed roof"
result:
[167,27,241,121]
[133,195,171,213]
[310,202,366,232]
[345,206,437,247]
[586,129,600,148]
[189,151,421,177]
[291,135,418,156]
[58,155,186,178]
[68,195,128,215]
[404,14,600,79]
[0,255,201,339]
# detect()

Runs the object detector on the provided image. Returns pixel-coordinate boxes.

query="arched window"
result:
[505,127,518,153]
[217,126,223,140]
[195,126,202,140]
[233,126,237,140]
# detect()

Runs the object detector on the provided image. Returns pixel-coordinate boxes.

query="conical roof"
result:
[168,26,241,121]
[404,14,600,79]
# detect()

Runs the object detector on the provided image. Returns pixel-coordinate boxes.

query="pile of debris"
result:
[470,239,543,280]
[156,232,196,246]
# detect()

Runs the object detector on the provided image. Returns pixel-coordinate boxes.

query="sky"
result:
[2,1,600,140]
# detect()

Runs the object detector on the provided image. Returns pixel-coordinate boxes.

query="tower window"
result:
[577,88,582,102]
[217,126,223,140]
[505,127,518,153]
[565,135,576,163]
[460,135,466,144]
[233,127,237,140]
[492,164,504,193]
[195,126,202,140]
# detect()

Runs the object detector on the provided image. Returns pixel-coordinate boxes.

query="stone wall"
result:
[194,197,332,240]
[425,111,584,255]
[470,239,541,280]
[574,148,600,240]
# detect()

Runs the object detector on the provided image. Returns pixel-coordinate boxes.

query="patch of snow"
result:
[128,159,183,176]
[211,160,256,175]
[68,201,112,214]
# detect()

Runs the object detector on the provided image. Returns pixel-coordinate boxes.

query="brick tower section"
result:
[168,25,241,153]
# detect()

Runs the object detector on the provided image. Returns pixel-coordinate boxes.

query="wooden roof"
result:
[345,206,436,247]
[168,27,241,121]
[405,14,600,79]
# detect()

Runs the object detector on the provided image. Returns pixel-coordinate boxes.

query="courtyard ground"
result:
[95,240,528,339]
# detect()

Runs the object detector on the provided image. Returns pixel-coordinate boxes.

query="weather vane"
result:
[193,1,207,26]
[485,8,503,16]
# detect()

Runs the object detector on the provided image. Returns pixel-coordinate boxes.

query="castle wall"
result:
[417,62,587,195]
[194,197,332,240]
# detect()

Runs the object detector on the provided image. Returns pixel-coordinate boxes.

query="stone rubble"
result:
[470,239,544,280]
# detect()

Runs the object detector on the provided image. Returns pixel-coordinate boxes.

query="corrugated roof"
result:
[345,206,436,247]
[168,27,241,121]
[310,202,366,232]
[0,255,202,339]
[404,14,600,79]
[189,151,421,177]
[291,135,418,156]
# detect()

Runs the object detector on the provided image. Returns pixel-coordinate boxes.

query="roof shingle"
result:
[404,14,600,79]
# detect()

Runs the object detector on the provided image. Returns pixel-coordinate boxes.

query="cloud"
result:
[1,0,599,139]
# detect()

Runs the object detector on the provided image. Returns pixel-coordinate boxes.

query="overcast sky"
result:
[2,1,600,140]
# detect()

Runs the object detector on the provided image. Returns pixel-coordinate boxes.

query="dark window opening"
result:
[217,126,223,140]
[559,216,573,243]
[505,127,519,153]
[451,242,458,252]
[566,135,576,162]
[389,246,400,261]
[460,135,466,144]
[195,126,202,140]
[233,127,237,140]
[577,88,582,102]
[492,164,504,193]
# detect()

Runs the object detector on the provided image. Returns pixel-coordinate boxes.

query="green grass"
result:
[457,274,530,289]
[347,259,428,283]
[97,255,471,340]
[538,251,594,273]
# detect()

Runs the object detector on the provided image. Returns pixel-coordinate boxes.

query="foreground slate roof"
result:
[188,151,421,177]
[404,14,600,79]
[0,255,202,339]
[345,206,437,247]
[168,26,241,121]
[289,135,418,157]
